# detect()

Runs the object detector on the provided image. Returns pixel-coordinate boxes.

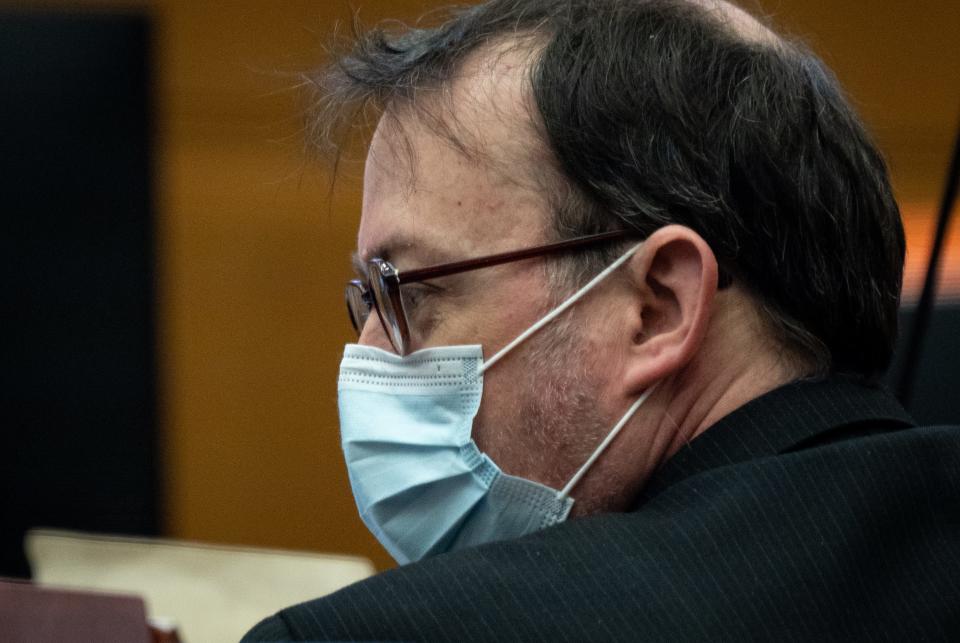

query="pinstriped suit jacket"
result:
[244,375,960,641]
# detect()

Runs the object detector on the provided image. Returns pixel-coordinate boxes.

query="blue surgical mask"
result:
[337,242,657,564]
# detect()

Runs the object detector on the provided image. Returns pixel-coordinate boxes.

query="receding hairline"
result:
[366,0,785,202]
[369,32,557,200]
[306,0,789,171]
[690,0,782,46]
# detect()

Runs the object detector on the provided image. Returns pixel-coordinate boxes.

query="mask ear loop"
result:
[479,242,645,375]
[556,382,659,501]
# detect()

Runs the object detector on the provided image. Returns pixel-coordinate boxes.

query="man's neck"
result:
[656,294,807,464]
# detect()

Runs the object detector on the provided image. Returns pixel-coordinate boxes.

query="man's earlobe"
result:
[623,225,718,390]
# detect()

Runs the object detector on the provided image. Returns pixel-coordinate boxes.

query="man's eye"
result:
[401,284,442,313]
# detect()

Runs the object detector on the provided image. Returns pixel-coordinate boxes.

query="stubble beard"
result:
[512,316,629,515]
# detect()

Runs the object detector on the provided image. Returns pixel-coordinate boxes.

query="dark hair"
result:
[307,0,905,380]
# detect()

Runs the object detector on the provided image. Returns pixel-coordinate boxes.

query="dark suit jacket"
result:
[244,375,960,641]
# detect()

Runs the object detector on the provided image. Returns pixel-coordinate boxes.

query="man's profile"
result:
[245,0,960,639]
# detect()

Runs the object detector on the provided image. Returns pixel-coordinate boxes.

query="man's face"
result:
[352,50,634,506]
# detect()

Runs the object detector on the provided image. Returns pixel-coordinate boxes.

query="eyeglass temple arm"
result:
[396,230,632,284]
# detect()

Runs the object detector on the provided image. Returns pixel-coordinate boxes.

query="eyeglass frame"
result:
[346,229,731,355]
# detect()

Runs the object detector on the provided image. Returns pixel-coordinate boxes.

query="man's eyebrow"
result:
[350,251,367,279]
[350,239,454,277]
[351,241,397,279]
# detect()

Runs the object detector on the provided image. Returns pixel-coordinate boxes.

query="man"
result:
[246,0,960,639]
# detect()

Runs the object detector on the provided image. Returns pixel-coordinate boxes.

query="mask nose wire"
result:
[478,242,645,375]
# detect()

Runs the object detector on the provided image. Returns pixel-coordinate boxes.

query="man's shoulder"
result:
[242,527,592,642]
[245,424,960,641]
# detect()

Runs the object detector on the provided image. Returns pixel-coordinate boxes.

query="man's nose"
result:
[358,314,395,353]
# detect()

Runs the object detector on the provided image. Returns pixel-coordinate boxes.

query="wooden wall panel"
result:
[155,1,435,571]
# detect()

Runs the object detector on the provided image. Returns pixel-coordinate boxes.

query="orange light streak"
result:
[900,202,960,304]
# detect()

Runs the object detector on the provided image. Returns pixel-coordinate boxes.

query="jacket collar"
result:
[634,374,915,507]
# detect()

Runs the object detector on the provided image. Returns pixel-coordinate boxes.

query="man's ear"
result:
[621,225,718,391]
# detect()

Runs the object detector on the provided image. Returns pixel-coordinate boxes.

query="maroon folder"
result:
[0,579,151,643]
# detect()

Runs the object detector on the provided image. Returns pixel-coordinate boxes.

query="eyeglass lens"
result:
[345,281,370,333]
[367,262,407,354]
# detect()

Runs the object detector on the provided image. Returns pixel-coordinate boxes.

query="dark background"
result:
[1,11,158,577]
[889,307,960,426]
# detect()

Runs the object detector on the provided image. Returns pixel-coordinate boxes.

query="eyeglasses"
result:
[346,230,637,355]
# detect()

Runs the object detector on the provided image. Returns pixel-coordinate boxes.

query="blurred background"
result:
[2,0,959,579]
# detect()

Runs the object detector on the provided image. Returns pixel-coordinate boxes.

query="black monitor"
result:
[0,9,158,577]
